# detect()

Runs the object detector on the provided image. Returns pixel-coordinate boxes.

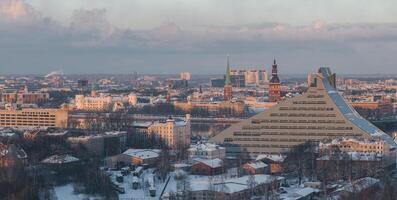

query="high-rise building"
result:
[224,56,232,101]
[77,80,89,91]
[230,68,268,86]
[180,72,191,80]
[211,68,397,158]
[268,59,281,102]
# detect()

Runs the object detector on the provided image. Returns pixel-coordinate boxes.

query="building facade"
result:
[0,108,68,128]
[230,68,268,86]
[188,143,226,160]
[74,93,137,111]
[1,90,49,104]
[148,116,191,149]
[211,68,397,157]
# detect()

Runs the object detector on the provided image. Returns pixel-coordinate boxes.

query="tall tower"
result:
[224,55,232,101]
[269,59,281,102]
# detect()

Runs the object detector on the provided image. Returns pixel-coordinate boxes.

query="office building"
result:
[77,79,89,91]
[230,68,268,86]
[211,68,397,158]
[0,108,68,128]
[180,72,191,81]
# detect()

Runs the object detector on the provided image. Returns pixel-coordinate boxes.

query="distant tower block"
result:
[269,59,281,102]
[224,56,232,101]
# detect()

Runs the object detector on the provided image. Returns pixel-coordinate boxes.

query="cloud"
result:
[0,1,397,74]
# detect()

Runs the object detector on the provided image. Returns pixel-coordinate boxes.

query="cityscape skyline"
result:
[1,0,397,74]
[2,1,397,199]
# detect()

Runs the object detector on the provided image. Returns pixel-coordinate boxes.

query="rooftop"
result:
[41,154,79,164]
[193,158,223,168]
[122,149,161,159]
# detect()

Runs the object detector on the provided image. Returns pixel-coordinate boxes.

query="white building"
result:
[188,142,225,160]
[74,93,137,111]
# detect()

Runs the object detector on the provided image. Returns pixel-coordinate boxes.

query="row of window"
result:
[240,144,297,148]
[307,94,325,98]
[0,114,54,117]
[292,101,326,104]
[242,125,354,130]
[279,107,334,111]
[231,138,309,142]
[233,131,361,137]
[251,119,346,124]
[270,113,336,117]
[0,123,55,126]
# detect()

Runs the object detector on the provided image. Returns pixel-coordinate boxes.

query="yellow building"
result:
[148,115,191,149]
[0,108,68,128]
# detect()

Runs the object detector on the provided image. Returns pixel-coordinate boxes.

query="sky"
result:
[0,0,397,74]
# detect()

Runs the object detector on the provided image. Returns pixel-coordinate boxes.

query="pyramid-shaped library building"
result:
[211,68,397,157]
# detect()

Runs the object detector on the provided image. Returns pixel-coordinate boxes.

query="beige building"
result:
[211,68,397,157]
[0,108,68,128]
[74,93,137,111]
[148,116,191,149]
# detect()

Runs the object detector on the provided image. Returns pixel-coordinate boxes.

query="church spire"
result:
[225,55,231,86]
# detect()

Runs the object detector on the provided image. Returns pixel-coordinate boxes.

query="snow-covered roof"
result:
[256,154,285,163]
[0,131,16,137]
[104,131,127,136]
[194,158,223,168]
[46,131,68,136]
[41,154,79,164]
[163,174,284,195]
[188,142,225,152]
[281,187,319,200]
[132,121,153,127]
[317,152,382,161]
[122,149,161,160]
[245,161,268,169]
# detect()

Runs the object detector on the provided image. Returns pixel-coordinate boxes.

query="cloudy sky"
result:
[1,0,397,74]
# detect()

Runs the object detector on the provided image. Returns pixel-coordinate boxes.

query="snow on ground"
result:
[163,173,284,196]
[53,184,102,200]
[108,168,168,200]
